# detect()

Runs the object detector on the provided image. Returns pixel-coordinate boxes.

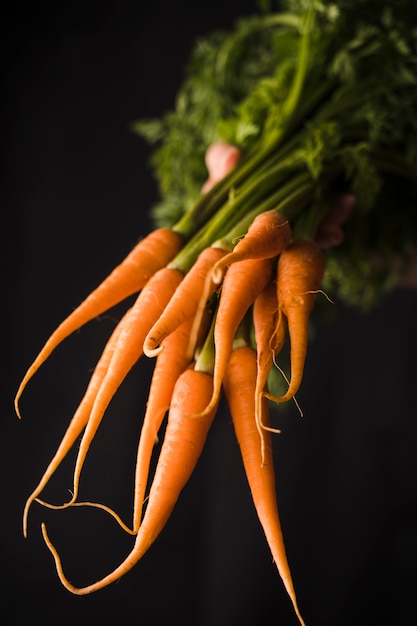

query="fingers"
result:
[201,142,242,193]
[315,194,356,249]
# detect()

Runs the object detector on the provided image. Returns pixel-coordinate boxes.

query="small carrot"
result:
[22,318,126,537]
[15,227,183,418]
[193,257,273,418]
[143,245,227,357]
[252,279,287,449]
[41,364,219,595]
[211,210,291,284]
[265,238,325,405]
[223,344,306,626]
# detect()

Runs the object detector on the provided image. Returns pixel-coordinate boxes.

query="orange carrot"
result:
[143,245,227,357]
[130,309,211,532]
[60,266,183,513]
[41,364,219,595]
[223,345,306,626]
[22,318,126,537]
[15,227,183,418]
[265,238,325,405]
[211,210,291,284]
[194,257,273,418]
[65,302,213,534]
[252,279,287,446]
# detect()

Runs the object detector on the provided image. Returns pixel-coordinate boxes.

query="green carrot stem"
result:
[170,169,314,274]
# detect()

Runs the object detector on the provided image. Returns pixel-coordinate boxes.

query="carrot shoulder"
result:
[211,210,291,284]
[41,365,219,595]
[265,238,325,405]
[15,227,183,418]
[223,345,306,626]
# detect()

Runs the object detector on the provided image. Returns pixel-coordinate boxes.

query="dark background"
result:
[2,1,417,625]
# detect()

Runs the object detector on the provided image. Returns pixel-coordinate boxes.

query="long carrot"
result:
[22,318,126,537]
[223,344,306,626]
[265,238,325,405]
[211,210,291,284]
[193,257,273,418]
[15,227,183,418]
[59,266,183,513]
[143,245,227,357]
[129,309,212,532]
[41,364,219,595]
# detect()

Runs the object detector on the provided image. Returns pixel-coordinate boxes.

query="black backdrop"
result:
[2,2,417,625]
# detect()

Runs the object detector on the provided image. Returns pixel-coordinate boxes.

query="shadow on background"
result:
[2,2,417,624]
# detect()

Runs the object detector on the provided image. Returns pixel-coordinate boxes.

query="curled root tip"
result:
[143,342,164,358]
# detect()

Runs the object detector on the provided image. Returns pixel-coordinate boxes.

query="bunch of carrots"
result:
[15,140,329,625]
[16,2,417,625]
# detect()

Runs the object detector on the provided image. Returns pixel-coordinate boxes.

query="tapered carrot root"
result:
[194,257,273,419]
[22,319,126,537]
[223,346,306,626]
[130,313,208,531]
[41,366,219,595]
[212,211,291,284]
[265,238,325,405]
[63,266,183,511]
[143,246,227,357]
[253,280,287,445]
[15,228,183,419]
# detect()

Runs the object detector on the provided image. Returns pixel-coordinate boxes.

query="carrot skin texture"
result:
[267,238,325,404]
[212,210,291,284]
[223,346,306,626]
[42,366,218,595]
[15,227,183,418]
[143,245,227,356]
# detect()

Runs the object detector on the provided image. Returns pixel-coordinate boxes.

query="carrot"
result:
[211,210,291,284]
[193,257,273,418]
[143,245,227,357]
[129,309,212,532]
[22,318,126,537]
[265,238,325,405]
[223,344,306,626]
[57,266,183,514]
[41,364,219,595]
[252,279,287,448]
[15,227,183,418]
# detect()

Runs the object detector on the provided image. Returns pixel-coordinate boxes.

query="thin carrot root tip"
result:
[211,264,226,285]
